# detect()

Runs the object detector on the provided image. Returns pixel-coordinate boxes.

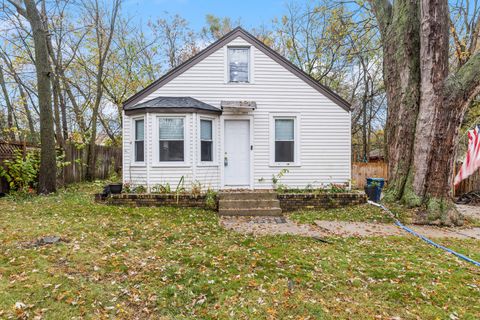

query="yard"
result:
[1,183,480,319]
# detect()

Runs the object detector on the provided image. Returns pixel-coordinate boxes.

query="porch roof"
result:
[124,96,222,115]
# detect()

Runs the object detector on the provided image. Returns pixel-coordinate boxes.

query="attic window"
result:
[228,47,249,83]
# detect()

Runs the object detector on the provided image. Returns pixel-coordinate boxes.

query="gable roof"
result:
[124,96,221,115]
[123,27,351,112]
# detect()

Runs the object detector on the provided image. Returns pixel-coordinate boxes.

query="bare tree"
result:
[149,13,198,69]
[7,0,57,194]
[0,65,16,141]
[80,0,120,180]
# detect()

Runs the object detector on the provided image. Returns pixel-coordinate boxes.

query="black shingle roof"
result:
[124,96,221,114]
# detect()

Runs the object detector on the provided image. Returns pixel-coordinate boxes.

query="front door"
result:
[224,120,250,187]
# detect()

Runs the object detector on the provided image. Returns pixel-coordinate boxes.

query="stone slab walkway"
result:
[456,204,480,221]
[219,216,480,240]
[220,216,329,237]
[315,220,480,239]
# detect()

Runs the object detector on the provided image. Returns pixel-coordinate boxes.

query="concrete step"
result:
[218,199,281,210]
[218,190,278,201]
[218,207,283,216]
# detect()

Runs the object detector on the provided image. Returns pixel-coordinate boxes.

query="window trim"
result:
[153,114,189,167]
[227,46,251,83]
[269,113,301,167]
[132,116,145,165]
[198,116,217,166]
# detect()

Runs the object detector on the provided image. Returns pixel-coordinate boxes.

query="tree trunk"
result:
[52,74,64,147]
[22,0,57,194]
[371,0,421,202]
[0,65,16,141]
[370,0,480,225]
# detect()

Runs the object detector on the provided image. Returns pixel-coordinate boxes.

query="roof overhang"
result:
[124,96,222,116]
[124,107,221,116]
[221,100,256,113]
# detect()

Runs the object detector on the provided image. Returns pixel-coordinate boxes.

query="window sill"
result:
[269,163,301,168]
[151,163,191,168]
[225,81,253,85]
[197,163,219,167]
[130,163,146,167]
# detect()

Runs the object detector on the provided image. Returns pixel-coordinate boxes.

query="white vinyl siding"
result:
[123,36,350,190]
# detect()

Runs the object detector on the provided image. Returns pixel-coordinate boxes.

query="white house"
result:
[122,27,351,191]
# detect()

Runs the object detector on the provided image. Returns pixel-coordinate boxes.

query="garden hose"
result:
[368,201,480,268]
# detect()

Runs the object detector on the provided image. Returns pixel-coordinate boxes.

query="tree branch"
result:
[446,51,480,107]
[368,0,392,37]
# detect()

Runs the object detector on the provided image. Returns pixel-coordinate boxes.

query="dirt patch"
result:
[456,204,480,222]
[220,216,328,238]
[22,236,69,248]
[315,220,480,239]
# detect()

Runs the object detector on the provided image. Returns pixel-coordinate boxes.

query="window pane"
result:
[201,141,213,161]
[275,141,294,162]
[275,119,294,141]
[159,118,184,140]
[200,120,212,141]
[135,119,144,140]
[135,141,144,162]
[229,48,249,82]
[160,141,184,161]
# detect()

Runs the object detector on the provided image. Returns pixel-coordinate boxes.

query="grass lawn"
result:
[288,203,416,225]
[0,183,479,319]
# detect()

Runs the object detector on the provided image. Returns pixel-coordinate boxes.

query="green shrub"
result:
[0,149,40,193]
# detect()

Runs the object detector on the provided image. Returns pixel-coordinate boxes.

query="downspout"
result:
[192,113,197,186]
[146,112,150,192]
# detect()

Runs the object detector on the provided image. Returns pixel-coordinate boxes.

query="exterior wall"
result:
[94,192,366,212]
[99,193,217,209]
[123,36,351,190]
[278,193,367,212]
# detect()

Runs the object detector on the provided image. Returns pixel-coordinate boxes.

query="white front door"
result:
[224,120,250,187]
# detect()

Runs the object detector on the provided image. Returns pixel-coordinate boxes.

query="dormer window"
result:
[228,47,249,83]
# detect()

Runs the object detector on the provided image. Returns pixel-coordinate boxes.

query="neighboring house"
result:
[122,27,351,190]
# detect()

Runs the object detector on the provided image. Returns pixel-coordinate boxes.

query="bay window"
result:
[275,118,295,163]
[200,119,213,162]
[159,117,184,162]
[134,118,144,162]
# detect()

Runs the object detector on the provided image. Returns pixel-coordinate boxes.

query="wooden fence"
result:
[0,141,122,193]
[351,161,388,188]
[454,162,480,196]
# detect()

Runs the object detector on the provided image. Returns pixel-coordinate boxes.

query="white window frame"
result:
[269,113,301,167]
[227,46,251,84]
[198,116,217,166]
[153,114,190,167]
[131,116,145,165]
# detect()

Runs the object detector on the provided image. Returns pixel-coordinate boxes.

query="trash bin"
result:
[364,177,385,202]
[366,178,385,189]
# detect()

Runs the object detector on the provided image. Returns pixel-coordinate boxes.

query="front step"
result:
[218,190,282,216]
[218,207,283,216]
[219,199,280,210]
[218,190,278,201]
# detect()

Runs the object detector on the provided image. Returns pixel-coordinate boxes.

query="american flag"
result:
[454,126,480,186]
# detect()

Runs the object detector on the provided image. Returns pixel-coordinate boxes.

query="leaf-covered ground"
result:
[1,183,479,319]
[289,203,415,225]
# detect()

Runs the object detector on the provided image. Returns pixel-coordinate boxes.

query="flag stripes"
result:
[454,126,480,186]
